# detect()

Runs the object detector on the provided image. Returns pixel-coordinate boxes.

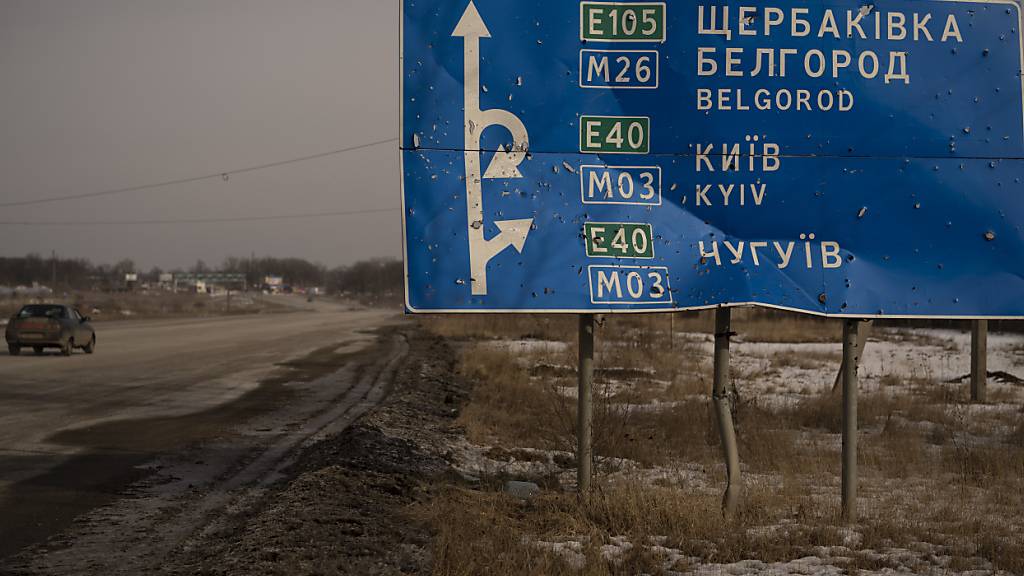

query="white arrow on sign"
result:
[453,1,532,296]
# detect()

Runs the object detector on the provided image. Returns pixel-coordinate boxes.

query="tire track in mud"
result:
[0,330,409,575]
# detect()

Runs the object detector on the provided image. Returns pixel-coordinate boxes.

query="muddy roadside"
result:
[1,323,467,575]
[0,329,405,567]
[158,327,467,575]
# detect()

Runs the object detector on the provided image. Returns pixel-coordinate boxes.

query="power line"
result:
[0,207,399,227]
[0,137,399,208]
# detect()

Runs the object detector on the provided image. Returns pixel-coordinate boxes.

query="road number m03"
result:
[588,265,672,306]
[580,165,662,206]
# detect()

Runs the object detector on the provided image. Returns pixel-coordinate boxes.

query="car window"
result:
[17,305,66,319]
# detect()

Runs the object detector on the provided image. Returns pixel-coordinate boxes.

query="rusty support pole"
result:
[841,320,860,524]
[713,308,741,517]
[577,314,595,493]
[971,320,988,403]
[832,321,872,394]
[669,313,675,350]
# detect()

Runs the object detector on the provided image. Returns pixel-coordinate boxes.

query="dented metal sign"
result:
[400,0,1024,317]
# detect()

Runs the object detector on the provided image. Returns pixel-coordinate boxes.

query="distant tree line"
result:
[325,258,403,301]
[0,253,403,299]
[0,254,137,290]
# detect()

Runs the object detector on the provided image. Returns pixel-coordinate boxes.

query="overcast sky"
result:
[0,0,400,270]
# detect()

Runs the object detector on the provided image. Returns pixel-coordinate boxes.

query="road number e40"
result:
[580,116,650,154]
[580,2,667,42]
[584,222,655,259]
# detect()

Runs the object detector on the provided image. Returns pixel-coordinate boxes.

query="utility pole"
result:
[249,251,256,293]
[51,250,57,292]
[577,314,595,493]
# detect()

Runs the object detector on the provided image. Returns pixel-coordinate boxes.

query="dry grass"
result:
[768,348,841,370]
[455,344,571,451]
[455,340,715,468]
[422,476,1024,575]
[422,314,577,342]
[425,307,840,344]
[422,474,1024,574]
[419,313,1024,574]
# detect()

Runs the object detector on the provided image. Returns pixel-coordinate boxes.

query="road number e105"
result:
[580,2,667,42]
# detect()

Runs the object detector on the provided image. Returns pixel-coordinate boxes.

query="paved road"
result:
[0,297,403,558]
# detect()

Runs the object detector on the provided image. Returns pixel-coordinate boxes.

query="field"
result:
[0,291,288,322]
[419,310,1024,575]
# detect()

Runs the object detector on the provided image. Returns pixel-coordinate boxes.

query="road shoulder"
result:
[162,327,466,575]
[2,324,465,575]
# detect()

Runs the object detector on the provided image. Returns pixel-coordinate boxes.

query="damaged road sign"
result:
[401,0,1024,317]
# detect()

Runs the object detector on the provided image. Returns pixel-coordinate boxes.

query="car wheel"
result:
[33,346,44,355]
[61,339,74,357]
[7,344,19,356]
[83,336,96,355]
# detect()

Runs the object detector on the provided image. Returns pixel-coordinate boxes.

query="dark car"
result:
[5,304,96,356]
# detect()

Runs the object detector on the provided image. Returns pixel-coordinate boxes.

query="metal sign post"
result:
[971,320,988,403]
[841,320,861,523]
[832,321,872,394]
[712,308,741,516]
[669,313,675,350]
[577,314,595,493]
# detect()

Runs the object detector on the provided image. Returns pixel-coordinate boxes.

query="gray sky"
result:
[0,0,400,270]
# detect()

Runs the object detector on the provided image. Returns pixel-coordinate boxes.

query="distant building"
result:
[263,276,284,294]
[173,273,246,294]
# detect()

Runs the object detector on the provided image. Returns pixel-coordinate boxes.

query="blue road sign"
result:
[401,0,1024,317]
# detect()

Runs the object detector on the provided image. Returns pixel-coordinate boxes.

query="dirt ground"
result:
[0,299,398,561]
[0,323,464,575]
[154,330,467,575]
[4,312,1020,575]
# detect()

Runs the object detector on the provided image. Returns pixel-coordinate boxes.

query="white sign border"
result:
[578,49,661,90]
[399,0,1024,318]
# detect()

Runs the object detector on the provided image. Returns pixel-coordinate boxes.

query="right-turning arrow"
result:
[453,1,532,296]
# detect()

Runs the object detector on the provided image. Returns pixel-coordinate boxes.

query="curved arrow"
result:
[480,112,529,179]
[453,1,533,296]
